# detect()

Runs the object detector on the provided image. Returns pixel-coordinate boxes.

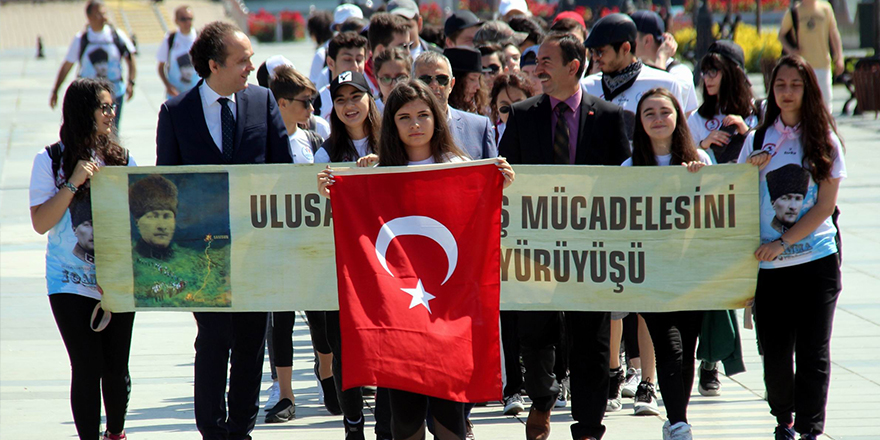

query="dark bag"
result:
[78,25,130,63]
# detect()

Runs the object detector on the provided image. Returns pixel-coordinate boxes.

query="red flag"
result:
[331,161,502,403]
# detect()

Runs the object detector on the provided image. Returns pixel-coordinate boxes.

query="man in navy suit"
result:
[499,32,630,440]
[412,51,496,159]
[156,21,292,439]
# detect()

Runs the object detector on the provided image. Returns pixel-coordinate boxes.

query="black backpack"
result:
[78,25,130,63]
[752,126,842,264]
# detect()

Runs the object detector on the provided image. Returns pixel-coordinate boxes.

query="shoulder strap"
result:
[308,115,318,131]
[110,25,129,58]
[46,142,63,181]
[666,59,680,72]
[753,125,769,152]
[167,31,177,64]
[78,25,90,62]
[304,129,323,153]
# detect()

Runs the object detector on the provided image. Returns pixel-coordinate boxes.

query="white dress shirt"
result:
[199,81,237,152]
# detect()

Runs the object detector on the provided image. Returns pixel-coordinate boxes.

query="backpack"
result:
[78,25,130,63]
[166,31,177,64]
[752,126,842,264]
[303,129,323,155]
[46,142,130,185]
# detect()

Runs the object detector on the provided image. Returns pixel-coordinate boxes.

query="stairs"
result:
[106,0,171,46]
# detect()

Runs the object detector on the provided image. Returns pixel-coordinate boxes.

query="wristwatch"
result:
[63,182,78,194]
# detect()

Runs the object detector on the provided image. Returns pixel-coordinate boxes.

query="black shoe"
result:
[344,417,366,440]
[698,363,721,396]
[321,377,343,415]
[264,398,295,423]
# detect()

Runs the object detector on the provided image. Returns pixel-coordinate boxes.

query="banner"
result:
[332,163,502,402]
[92,160,759,312]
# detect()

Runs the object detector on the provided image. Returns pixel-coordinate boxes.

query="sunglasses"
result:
[100,103,117,116]
[499,105,511,114]
[701,69,720,79]
[417,74,450,86]
[379,74,409,85]
[483,64,501,75]
[288,96,316,107]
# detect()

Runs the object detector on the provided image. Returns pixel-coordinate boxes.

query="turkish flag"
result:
[330,160,502,403]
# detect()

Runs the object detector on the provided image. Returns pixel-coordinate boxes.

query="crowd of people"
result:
[31,0,846,440]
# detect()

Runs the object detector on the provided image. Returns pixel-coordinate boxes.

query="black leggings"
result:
[50,294,135,439]
[640,310,703,425]
[270,312,296,368]
[388,388,466,439]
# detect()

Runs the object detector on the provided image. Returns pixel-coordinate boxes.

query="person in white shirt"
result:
[314,32,373,122]
[631,10,698,115]
[269,65,320,164]
[310,4,364,88]
[157,6,198,99]
[50,0,136,131]
[581,13,694,144]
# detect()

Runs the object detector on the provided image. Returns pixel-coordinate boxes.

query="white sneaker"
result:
[633,380,660,416]
[663,421,692,440]
[622,368,641,398]
[555,377,569,408]
[502,393,525,415]
[263,381,280,411]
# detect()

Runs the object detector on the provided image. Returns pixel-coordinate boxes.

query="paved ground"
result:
[1,32,879,440]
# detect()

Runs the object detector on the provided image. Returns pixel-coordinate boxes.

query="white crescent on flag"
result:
[374,215,458,285]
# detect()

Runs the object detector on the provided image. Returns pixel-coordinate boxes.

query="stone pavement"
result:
[1,35,879,440]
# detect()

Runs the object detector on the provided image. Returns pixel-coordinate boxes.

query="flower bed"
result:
[248,8,306,43]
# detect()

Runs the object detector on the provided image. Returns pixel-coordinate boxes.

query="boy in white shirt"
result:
[157,6,198,98]
[269,65,322,163]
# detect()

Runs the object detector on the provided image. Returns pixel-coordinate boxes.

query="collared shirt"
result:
[199,81,237,152]
[548,86,582,164]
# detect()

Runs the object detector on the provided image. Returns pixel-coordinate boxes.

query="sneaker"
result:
[633,380,660,415]
[622,367,641,398]
[663,421,692,440]
[102,431,126,440]
[606,367,624,412]
[698,362,721,396]
[343,417,366,440]
[263,381,280,411]
[320,376,342,415]
[466,418,476,439]
[774,425,796,440]
[555,377,569,408]
[264,398,295,423]
[502,393,525,415]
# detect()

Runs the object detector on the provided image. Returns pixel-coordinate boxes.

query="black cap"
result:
[707,40,746,70]
[583,13,637,48]
[444,47,487,74]
[445,10,483,37]
[631,10,665,39]
[330,71,372,98]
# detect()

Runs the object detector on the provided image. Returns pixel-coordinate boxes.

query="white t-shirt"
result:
[156,29,198,96]
[736,119,847,269]
[665,61,699,116]
[64,25,136,98]
[309,43,329,87]
[687,111,759,164]
[620,148,711,167]
[288,129,317,164]
[314,137,371,163]
[29,144,138,299]
[408,153,468,165]
[313,115,331,140]
[317,86,333,121]
[581,65,694,141]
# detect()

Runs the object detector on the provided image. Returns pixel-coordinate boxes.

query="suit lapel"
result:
[535,95,553,164]
[575,94,596,164]
[187,81,224,162]
[233,88,249,159]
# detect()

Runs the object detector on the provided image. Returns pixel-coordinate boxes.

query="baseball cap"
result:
[552,11,586,30]
[444,10,483,37]
[583,13,637,48]
[387,0,419,19]
[330,70,372,98]
[499,0,531,17]
[520,44,539,68]
[333,4,364,28]
[631,10,665,39]
[444,47,488,74]
[706,40,746,70]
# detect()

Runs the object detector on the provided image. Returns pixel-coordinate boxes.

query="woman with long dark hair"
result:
[29,78,135,440]
[313,70,382,164]
[318,80,513,439]
[687,40,760,164]
[738,55,846,440]
[445,47,491,117]
[623,87,709,440]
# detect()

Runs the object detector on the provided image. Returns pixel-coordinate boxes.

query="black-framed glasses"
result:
[417,74,450,86]
[289,96,316,107]
[701,69,720,79]
[483,64,502,75]
[378,74,409,85]
[100,103,117,116]
[499,105,511,114]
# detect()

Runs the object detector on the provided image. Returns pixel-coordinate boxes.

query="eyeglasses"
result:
[417,74,450,86]
[398,41,415,50]
[177,16,193,22]
[483,64,501,76]
[100,103,117,116]
[499,105,511,114]
[378,74,409,85]
[289,96,316,107]
[701,69,720,79]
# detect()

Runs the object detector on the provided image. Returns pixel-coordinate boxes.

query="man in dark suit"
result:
[156,21,292,440]
[499,32,630,440]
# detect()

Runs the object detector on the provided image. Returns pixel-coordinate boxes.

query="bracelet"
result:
[63,182,78,194]
[778,239,790,252]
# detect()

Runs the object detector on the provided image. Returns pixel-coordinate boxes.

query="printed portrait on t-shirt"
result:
[128,173,232,308]
[766,164,810,234]
[69,198,95,264]
[177,53,195,84]
[88,47,110,79]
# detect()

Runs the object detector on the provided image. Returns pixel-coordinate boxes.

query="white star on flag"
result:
[400,279,435,313]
